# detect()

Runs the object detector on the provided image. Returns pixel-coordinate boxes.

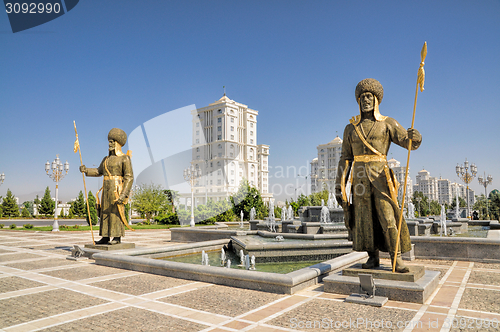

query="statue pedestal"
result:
[324,263,439,304]
[85,243,135,251]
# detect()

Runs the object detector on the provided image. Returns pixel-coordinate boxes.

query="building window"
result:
[210,180,213,185]
[218,144,222,149]
[231,170,234,175]
[250,131,253,136]
[218,117,222,123]
[196,155,200,159]
[196,123,199,127]
[231,126,234,131]
[217,135,221,140]
[218,109,222,114]
[250,139,254,144]
[218,126,221,131]
[231,117,234,123]
[217,170,221,175]
[217,179,221,185]
[250,122,254,128]
[218,153,222,157]
[230,152,233,157]
[196,130,199,135]
[231,135,234,140]
[196,147,200,152]
[217,161,221,166]
[196,139,200,144]
[231,179,234,184]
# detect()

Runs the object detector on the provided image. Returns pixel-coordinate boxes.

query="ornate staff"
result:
[393,42,427,273]
[73,121,95,245]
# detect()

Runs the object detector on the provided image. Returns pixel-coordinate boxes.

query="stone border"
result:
[91,241,367,294]
[411,236,500,263]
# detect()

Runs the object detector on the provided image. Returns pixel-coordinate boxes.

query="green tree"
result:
[85,191,98,225]
[412,191,429,217]
[39,186,55,216]
[23,201,34,216]
[33,195,41,205]
[70,191,86,217]
[131,183,171,222]
[21,207,32,218]
[488,190,500,221]
[2,189,20,217]
[231,179,267,220]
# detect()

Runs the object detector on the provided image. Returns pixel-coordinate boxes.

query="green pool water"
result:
[158,250,322,274]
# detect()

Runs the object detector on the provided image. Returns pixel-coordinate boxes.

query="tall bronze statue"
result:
[335,78,422,273]
[80,128,134,245]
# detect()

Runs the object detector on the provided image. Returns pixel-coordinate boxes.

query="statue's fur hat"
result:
[355,78,384,104]
[108,128,127,146]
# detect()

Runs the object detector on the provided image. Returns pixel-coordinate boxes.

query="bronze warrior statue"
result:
[79,128,133,245]
[335,78,422,273]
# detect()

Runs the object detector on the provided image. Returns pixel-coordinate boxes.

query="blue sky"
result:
[0,0,499,203]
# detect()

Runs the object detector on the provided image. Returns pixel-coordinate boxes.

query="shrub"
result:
[0,224,4,228]
[9,224,16,229]
[155,212,180,225]
[72,225,79,229]
[23,224,34,229]
[60,225,68,230]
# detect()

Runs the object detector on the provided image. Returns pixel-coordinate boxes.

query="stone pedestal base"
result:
[324,264,439,303]
[85,243,135,251]
[345,293,388,307]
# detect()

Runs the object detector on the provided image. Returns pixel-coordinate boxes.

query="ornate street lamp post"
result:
[416,197,422,217]
[478,172,493,220]
[456,159,477,219]
[45,156,69,231]
[183,165,201,227]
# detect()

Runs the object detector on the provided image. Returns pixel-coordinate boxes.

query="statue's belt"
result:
[353,155,387,163]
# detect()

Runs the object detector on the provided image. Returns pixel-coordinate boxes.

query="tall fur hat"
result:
[108,128,127,146]
[355,78,384,104]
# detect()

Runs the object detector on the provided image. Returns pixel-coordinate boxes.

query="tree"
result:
[131,183,171,221]
[85,191,98,225]
[21,207,31,218]
[23,201,34,216]
[1,189,20,217]
[70,191,86,217]
[488,190,500,221]
[33,195,41,205]
[231,179,267,220]
[39,186,55,216]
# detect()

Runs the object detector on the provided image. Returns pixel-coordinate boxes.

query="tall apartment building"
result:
[310,136,342,193]
[387,158,413,204]
[413,170,475,205]
[189,94,272,205]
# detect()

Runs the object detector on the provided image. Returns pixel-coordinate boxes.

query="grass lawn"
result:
[0,224,209,231]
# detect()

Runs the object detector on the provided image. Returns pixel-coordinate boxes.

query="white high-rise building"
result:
[413,169,438,202]
[310,136,342,193]
[387,158,413,204]
[189,95,272,204]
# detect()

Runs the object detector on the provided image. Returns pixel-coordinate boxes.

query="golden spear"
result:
[73,121,95,245]
[393,42,427,273]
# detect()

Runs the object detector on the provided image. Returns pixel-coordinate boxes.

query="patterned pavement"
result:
[0,229,499,331]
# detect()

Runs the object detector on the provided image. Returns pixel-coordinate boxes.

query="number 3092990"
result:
[5,2,61,14]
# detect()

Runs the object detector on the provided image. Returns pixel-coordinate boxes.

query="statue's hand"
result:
[79,165,87,174]
[116,196,126,205]
[407,128,421,141]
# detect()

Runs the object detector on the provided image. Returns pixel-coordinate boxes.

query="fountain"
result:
[239,249,245,266]
[220,248,226,266]
[287,205,294,220]
[245,254,250,270]
[226,259,231,268]
[268,200,276,232]
[321,199,324,206]
[408,202,415,219]
[250,255,256,270]
[240,210,244,228]
[281,206,287,221]
[250,207,256,221]
[201,250,206,265]
[440,204,447,236]
[320,205,331,224]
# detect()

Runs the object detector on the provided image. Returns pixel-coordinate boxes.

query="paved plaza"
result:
[0,229,499,331]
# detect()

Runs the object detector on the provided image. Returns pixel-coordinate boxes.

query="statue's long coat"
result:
[335,117,421,253]
[87,154,133,237]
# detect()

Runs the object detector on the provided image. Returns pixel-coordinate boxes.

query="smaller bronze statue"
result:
[80,128,133,245]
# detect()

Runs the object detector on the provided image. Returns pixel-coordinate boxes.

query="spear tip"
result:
[421,42,427,62]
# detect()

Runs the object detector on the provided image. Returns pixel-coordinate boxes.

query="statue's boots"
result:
[390,252,410,273]
[362,250,380,269]
[388,228,410,273]
[95,237,110,245]
[109,237,121,245]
